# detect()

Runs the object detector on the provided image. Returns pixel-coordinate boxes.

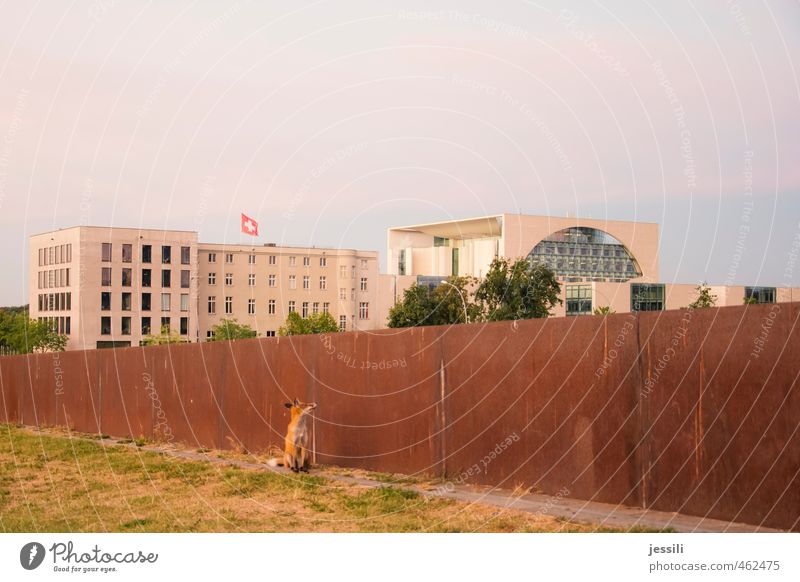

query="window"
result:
[225,296,232,314]
[225,253,234,264]
[142,293,151,311]
[141,317,151,335]
[208,296,216,314]
[359,302,369,319]
[162,269,171,287]
[181,246,190,264]
[265,330,276,338]
[360,277,367,291]
[142,245,152,263]
[122,268,132,287]
[162,246,171,264]
[351,265,356,279]
[208,252,216,263]
[206,330,215,340]
[302,302,308,318]
[180,317,188,335]
[248,273,256,286]
[122,244,132,263]
[101,316,111,335]
[323,302,330,314]
[339,265,347,279]
[249,254,256,264]
[320,276,327,290]
[320,257,327,267]
[268,299,276,315]
[566,285,592,316]
[121,317,131,335]
[339,288,346,300]
[361,259,368,269]
[101,267,112,286]
[351,288,355,300]
[289,275,297,289]
[303,275,310,290]
[288,301,296,313]
[433,237,449,248]
[312,302,319,315]
[180,294,189,312]
[744,286,776,304]
[225,273,233,286]
[248,299,256,314]
[161,317,171,332]
[142,269,152,287]
[303,256,310,266]
[208,272,216,285]
[269,255,276,265]
[161,293,171,311]
[121,293,132,311]
[339,315,346,331]
[631,284,665,312]
[289,256,296,267]
[101,292,111,311]
[101,243,112,262]
[181,270,190,288]
[268,274,276,287]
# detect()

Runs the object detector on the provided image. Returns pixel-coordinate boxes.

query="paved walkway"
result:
[93,434,780,533]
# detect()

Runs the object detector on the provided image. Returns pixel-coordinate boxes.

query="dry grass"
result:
[0,424,649,533]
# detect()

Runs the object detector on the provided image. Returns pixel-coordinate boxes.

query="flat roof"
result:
[389,215,503,238]
[30,225,198,237]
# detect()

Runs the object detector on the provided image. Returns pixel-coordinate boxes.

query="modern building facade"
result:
[29,227,379,351]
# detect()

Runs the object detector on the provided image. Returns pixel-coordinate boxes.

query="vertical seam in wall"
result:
[438,332,447,479]
[634,312,649,509]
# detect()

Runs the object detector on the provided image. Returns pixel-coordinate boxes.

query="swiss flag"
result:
[241,213,258,236]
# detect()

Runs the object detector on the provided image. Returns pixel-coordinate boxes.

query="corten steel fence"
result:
[1,302,798,530]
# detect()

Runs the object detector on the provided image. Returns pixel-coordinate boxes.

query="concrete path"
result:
[89,433,780,534]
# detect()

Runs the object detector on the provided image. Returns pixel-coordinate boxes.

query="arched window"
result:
[527,227,642,282]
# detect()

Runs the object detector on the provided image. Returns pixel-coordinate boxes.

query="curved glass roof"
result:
[526,226,642,282]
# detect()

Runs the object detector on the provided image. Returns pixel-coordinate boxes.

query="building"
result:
[384,213,799,317]
[29,226,379,351]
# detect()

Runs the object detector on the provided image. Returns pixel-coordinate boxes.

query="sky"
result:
[1,0,799,305]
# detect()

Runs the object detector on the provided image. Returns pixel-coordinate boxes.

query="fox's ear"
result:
[284,402,292,409]
[293,398,300,406]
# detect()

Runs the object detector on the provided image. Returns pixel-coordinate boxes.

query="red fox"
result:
[267,398,317,472]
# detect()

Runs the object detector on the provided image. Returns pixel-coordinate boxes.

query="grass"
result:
[0,424,665,533]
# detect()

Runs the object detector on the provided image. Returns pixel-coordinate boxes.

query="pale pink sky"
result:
[1,0,799,304]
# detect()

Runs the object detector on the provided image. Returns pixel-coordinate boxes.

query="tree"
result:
[593,306,615,315]
[278,311,339,336]
[209,318,257,341]
[387,277,480,328]
[142,324,183,346]
[474,258,561,321]
[0,309,66,354]
[743,296,758,305]
[689,283,717,309]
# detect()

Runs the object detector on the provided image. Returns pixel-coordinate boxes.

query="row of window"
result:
[100,316,189,336]
[207,297,370,319]
[206,253,370,271]
[102,243,191,265]
[37,292,72,312]
[101,292,190,312]
[101,267,190,288]
[38,244,73,266]
[205,273,368,291]
[37,316,71,335]
[37,268,71,289]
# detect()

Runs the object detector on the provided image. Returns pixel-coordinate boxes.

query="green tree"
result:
[689,283,717,309]
[474,258,561,321]
[142,324,183,346]
[593,306,615,315]
[387,277,480,328]
[278,311,339,336]
[208,318,258,341]
[743,296,758,305]
[0,309,66,354]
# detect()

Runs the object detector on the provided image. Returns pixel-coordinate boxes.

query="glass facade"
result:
[566,284,592,316]
[631,283,665,311]
[528,227,642,282]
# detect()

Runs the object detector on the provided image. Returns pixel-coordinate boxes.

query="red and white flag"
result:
[241,213,259,236]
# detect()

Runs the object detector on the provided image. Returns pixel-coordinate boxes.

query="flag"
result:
[241,213,258,236]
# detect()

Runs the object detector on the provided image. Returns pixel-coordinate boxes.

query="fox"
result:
[266,398,317,472]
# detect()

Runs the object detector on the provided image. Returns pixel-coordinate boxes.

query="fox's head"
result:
[285,398,317,418]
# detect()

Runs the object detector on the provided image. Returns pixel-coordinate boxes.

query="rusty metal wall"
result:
[0,302,797,531]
